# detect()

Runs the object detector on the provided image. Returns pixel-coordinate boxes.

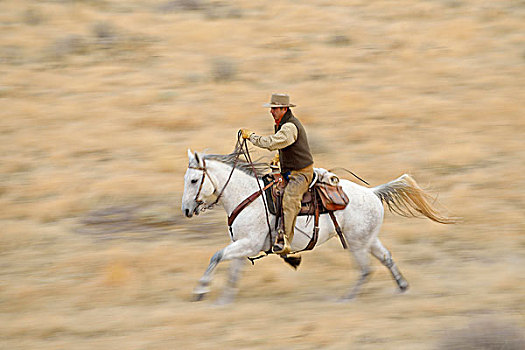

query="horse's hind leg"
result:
[370,237,409,292]
[340,248,372,301]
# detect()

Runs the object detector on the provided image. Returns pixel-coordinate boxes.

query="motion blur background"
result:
[1,0,524,349]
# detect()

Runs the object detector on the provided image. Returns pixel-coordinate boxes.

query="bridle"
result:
[188,158,216,211]
[187,134,244,213]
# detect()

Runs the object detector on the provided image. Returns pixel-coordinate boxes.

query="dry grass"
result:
[437,317,525,350]
[1,0,524,349]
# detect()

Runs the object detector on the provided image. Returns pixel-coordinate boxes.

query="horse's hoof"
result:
[192,293,206,302]
[398,280,409,292]
[192,283,210,301]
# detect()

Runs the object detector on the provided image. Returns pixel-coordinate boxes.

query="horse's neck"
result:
[207,160,263,215]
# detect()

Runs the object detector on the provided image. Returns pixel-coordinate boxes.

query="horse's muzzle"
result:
[183,204,201,218]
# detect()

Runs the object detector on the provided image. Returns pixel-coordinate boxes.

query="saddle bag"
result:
[315,183,349,211]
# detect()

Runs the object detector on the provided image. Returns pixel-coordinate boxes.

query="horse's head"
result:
[182,150,216,218]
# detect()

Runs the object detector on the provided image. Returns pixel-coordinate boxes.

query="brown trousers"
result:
[282,164,314,249]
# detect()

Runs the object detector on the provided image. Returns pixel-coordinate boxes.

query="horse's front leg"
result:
[192,249,223,301]
[215,257,245,305]
[192,238,258,302]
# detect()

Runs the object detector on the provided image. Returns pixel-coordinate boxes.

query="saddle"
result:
[227,172,350,253]
[262,173,349,216]
[261,172,349,251]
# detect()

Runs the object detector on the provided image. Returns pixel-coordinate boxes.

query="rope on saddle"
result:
[328,167,370,186]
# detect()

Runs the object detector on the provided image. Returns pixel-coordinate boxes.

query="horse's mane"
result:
[199,145,271,178]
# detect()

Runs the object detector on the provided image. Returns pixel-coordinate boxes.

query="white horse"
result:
[182,149,454,304]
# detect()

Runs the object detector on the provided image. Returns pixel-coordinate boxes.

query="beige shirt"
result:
[249,123,298,151]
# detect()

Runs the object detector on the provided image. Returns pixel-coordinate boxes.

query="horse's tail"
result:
[373,174,457,224]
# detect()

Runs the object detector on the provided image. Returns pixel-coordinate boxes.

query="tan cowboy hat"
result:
[262,93,296,108]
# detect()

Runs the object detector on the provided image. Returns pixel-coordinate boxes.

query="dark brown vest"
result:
[275,110,314,173]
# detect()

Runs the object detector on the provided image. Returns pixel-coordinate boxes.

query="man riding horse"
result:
[241,93,314,255]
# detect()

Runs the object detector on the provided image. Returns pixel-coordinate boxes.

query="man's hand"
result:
[240,129,254,139]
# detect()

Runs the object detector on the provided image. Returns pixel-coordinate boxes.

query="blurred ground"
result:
[1,0,524,349]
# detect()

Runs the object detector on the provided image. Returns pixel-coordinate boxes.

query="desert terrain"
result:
[1,0,524,349]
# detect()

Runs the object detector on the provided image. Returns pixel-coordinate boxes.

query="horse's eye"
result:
[191,179,198,184]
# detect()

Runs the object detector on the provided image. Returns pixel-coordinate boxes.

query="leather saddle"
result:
[261,172,350,252]
[227,172,350,253]
[262,173,349,216]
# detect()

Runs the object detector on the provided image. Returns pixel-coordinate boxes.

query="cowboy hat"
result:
[262,93,296,108]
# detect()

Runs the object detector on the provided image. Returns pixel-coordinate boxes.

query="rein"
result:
[188,132,274,245]
[239,136,273,248]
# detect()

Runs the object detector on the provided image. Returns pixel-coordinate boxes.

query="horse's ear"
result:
[194,151,204,167]
[187,149,194,161]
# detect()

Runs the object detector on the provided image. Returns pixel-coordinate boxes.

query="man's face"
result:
[270,107,287,121]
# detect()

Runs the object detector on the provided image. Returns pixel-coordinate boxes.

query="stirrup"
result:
[272,229,291,254]
[272,244,290,255]
[272,229,285,254]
